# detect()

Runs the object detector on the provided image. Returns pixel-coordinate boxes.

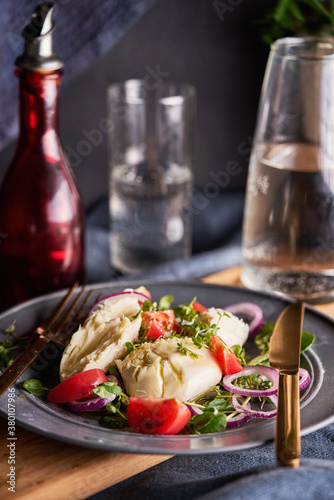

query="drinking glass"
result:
[107,80,196,275]
[241,37,334,302]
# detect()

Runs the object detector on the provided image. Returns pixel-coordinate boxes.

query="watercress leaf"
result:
[199,413,227,434]
[93,381,122,399]
[22,379,48,396]
[105,402,117,413]
[125,342,134,354]
[301,331,315,352]
[5,321,16,337]
[187,412,214,433]
[0,338,15,369]
[158,295,174,310]
[205,395,234,413]
[188,411,227,434]
[0,339,12,349]
[255,322,315,355]
[99,415,128,429]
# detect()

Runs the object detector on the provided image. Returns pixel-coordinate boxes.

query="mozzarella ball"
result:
[116,337,222,401]
[60,295,141,381]
[198,308,249,347]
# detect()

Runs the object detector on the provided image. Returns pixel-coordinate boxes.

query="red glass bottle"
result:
[0,4,84,310]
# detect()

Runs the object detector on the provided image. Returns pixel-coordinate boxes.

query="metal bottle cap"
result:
[15,2,63,71]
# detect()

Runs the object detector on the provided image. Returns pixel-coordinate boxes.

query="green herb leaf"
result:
[173,299,198,323]
[22,379,48,396]
[191,336,203,349]
[0,323,17,369]
[106,398,127,420]
[105,402,118,413]
[230,345,249,366]
[300,331,316,352]
[254,322,275,353]
[108,365,121,378]
[0,342,15,369]
[204,394,234,413]
[258,0,334,45]
[125,342,134,354]
[5,321,16,337]
[248,352,270,366]
[188,411,227,434]
[144,300,157,312]
[177,342,199,358]
[255,322,316,355]
[158,295,174,310]
[92,381,122,399]
[99,415,128,429]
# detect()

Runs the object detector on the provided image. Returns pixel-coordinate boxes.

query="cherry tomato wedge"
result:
[47,369,108,403]
[192,301,208,312]
[210,336,243,375]
[127,397,191,435]
[141,310,177,339]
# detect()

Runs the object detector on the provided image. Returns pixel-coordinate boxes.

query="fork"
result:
[0,283,94,398]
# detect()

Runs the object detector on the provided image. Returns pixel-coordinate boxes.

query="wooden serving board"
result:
[1,266,334,500]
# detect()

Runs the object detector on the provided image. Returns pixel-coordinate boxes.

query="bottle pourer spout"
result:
[15,2,63,72]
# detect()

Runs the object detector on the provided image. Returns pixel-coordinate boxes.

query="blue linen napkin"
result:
[88,437,334,500]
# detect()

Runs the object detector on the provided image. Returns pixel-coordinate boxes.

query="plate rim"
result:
[0,280,333,455]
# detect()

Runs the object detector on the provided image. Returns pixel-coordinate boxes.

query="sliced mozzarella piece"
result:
[198,307,249,347]
[116,337,222,401]
[60,295,141,381]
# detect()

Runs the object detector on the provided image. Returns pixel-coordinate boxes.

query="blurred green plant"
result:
[259,0,334,44]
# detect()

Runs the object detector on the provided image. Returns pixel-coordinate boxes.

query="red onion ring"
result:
[68,375,120,412]
[299,367,311,390]
[222,365,279,397]
[226,401,252,428]
[68,393,116,412]
[88,291,150,316]
[188,405,203,417]
[231,394,278,419]
[224,302,263,336]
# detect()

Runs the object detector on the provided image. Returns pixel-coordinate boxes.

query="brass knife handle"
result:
[276,372,301,467]
[0,335,50,398]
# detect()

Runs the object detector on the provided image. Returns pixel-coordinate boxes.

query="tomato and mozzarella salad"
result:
[24,287,314,436]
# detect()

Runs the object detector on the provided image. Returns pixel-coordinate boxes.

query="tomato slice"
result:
[47,369,108,403]
[210,336,243,375]
[192,301,208,312]
[146,319,166,340]
[127,397,191,435]
[142,310,177,339]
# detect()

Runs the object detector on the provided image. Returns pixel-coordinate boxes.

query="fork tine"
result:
[39,281,80,332]
[55,289,94,345]
[54,286,86,332]
[72,289,94,324]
